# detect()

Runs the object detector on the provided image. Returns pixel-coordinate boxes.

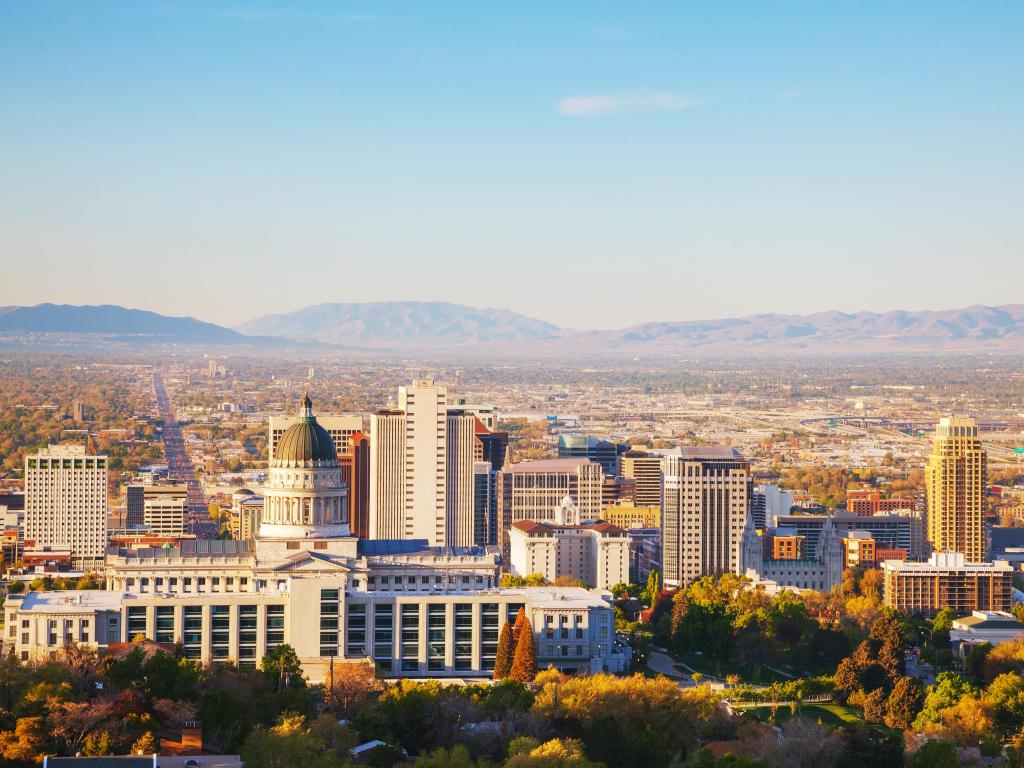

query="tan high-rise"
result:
[925,416,986,562]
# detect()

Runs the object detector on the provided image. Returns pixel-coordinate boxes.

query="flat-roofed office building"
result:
[662,447,751,589]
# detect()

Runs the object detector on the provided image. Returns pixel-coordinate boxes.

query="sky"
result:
[2,1,1022,330]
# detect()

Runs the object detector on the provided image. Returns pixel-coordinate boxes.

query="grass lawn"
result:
[675,654,790,684]
[743,703,871,729]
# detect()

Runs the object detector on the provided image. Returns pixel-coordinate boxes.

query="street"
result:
[153,372,217,538]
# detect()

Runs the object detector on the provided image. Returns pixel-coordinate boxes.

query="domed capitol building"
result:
[5,397,626,681]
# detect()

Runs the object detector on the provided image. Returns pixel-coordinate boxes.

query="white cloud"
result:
[558,92,698,117]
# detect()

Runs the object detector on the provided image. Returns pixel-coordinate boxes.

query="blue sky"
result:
[2,1,1022,329]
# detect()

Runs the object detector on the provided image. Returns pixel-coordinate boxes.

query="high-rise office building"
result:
[25,445,108,568]
[398,380,448,546]
[925,416,986,562]
[446,410,477,547]
[473,461,496,546]
[368,410,406,540]
[496,458,604,561]
[662,447,751,589]
[619,451,664,508]
[340,431,370,539]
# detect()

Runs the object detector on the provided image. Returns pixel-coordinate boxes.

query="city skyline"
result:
[3,1,1023,328]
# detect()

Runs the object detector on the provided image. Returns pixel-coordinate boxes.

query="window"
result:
[266,605,285,648]
[321,590,340,656]
[238,605,258,666]
[127,607,147,638]
[183,607,202,658]
[155,606,175,644]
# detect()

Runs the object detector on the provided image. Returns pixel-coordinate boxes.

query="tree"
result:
[513,607,528,641]
[913,672,976,729]
[131,731,157,755]
[260,644,306,689]
[985,672,1024,738]
[643,571,661,606]
[983,638,1024,683]
[240,714,340,768]
[76,572,101,590]
[964,642,992,680]
[505,737,603,768]
[0,716,48,765]
[884,676,922,729]
[6,580,24,594]
[932,607,956,633]
[510,616,537,682]
[326,660,383,718]
[869,612,905,681]
[906,739,960,768]
[494,621,515,680]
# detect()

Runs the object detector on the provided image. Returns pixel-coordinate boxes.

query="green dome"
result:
[275,394,337,464]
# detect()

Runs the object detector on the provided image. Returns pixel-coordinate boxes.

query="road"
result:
[905,654,937,687]
[153,373,217,538]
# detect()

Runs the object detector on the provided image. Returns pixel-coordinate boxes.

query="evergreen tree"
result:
[494,620,515,680]
[513,606,528,641]
[884,676,922,729]
[510,616,538,682]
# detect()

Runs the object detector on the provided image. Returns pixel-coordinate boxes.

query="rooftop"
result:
[15,590,130,613]
[952,611,1024,630]
[502,458,596,473]
[667,446,744,460]
[511,519,626,536]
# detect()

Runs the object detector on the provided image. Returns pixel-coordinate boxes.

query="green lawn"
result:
[743,703,869,729]
[675,654,791,684]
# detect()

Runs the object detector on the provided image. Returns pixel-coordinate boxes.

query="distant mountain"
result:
[566,304,1024,354]
[236,301,563,348]
[0,304,248,343]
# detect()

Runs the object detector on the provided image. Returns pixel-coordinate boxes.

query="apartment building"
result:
[882,552,1013,618]
[925,416,987,562]
[24,445,108,568]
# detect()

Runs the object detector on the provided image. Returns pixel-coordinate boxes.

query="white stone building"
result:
[508,500,629,589]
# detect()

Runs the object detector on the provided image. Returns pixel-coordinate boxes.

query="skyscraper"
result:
[925,416,986,562]
[399,379,448,546]
[25,444,108,568]
[369,410,406,540]
[446,410,477,547]
[661,447,751,589]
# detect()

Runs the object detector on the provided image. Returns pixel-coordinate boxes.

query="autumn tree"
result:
[513,606,529,640]
[510,616,537,682]
[131,731,157,755]
[884,676,922,729]
[494,621,515,680]
[325,660,383,718]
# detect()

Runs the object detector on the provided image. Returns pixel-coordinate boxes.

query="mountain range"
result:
[3,301,1024,355]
